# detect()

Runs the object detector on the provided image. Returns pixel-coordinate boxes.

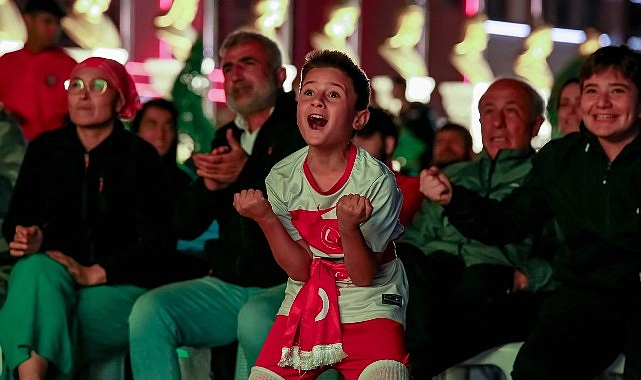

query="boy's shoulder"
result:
[268,146,309,181]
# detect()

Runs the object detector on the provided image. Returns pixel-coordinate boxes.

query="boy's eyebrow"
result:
[301,80,348,91]
[583,81,632,88]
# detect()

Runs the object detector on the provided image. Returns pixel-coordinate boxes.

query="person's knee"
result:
[238,292,279,342]
[128,290,174,333]
[10,254,57,276]
[248,366,285,380]
[359,360,409,380]
[238,301,277,366]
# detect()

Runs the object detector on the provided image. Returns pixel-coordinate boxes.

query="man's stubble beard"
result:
[227,79,280,116]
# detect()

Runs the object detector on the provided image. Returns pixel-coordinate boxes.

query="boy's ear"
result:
[352,109,370,131]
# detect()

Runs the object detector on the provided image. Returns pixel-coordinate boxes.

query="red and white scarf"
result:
[278,258,347,370]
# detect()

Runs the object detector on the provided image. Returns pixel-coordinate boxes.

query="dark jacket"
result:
[173,90,306,287]
[445,131,641,291]
[2,121,176,288]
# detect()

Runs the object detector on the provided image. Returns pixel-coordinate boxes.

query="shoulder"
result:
[353,148,398,192]
[270,146,308,174]
[0,49,24,62]
[43,47,76,63]
[534,133,587,166]
[443,156,481,183]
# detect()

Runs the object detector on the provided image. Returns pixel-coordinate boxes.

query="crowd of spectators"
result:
[0,3,640,379]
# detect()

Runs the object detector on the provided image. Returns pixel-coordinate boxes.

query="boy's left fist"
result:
[337,194,372,228]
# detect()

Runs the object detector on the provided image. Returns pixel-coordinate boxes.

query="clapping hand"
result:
[193,129,248,191]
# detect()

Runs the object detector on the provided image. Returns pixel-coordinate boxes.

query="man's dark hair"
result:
[219,30,283,71]
[437,122,473,153]
[24,0,65,18]
[580,45,641,92]
[130,98,178,134]
[300,50,370,111]
[355,106,399,141]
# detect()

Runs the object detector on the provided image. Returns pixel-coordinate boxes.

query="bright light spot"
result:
[190,76,210,90]
[371,75,395,112]
[470,82,490,153]
[484,20,531,38]
[208,88,226,103]
[283,64,298,93]
[0,40,23,56]
[406,76,436,103]
[201,58,215,75]
[485,20,589,44]
[599,34,612,46]
[93,48,129,64]
[550,28,586,44]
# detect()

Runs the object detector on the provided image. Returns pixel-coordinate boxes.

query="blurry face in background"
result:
[432,129,471,167]
[353,132,393,162]
[136,106,176,157]
[24,12,61,50]
[221,40,280,116]
[557,82,582,135]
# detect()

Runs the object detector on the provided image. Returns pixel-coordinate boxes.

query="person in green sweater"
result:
[397,77,557,378]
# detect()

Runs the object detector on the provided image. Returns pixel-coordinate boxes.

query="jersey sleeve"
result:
[360,170,404,252]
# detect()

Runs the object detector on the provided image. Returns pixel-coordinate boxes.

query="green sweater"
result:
[401,148,555,292]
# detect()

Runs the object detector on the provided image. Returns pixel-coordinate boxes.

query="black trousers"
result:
[396,242,546,378]
[512,284,641,380]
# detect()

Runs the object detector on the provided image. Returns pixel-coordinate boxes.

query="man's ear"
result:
[384,135,396,157]
[352,109,370,131]
[276,67,287,87]
[530,115,545,138]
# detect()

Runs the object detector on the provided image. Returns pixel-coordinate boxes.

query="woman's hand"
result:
[47,250,107,286]
[9,225,43,257]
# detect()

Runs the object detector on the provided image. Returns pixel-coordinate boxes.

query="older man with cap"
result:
[0,0,77,141]
[0,57,176,380]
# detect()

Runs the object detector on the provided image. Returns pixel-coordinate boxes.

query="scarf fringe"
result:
[278,343,347,370]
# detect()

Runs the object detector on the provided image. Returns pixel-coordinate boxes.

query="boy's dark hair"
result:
[355,106,399,141]
[437,122,473,153]
[300,50,370,111]
[580,45,641,92]
[219,30,283,71]
[130,98,178,134]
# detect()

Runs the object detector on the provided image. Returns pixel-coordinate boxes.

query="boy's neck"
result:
[306,144,353,192]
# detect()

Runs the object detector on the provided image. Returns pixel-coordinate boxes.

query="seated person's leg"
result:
[512,286,626,380]
[237,283,286,369]
[395,244,464,376]
[76,284,147,366]
[128,276,258,380]
[0,254,77,378]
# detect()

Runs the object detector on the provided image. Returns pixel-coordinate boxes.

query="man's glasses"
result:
[65,78,109,95]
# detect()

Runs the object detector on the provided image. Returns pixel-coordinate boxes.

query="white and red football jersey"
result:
[266,144,408,325]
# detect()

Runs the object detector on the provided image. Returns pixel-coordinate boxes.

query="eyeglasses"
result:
[65,78,109,95]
